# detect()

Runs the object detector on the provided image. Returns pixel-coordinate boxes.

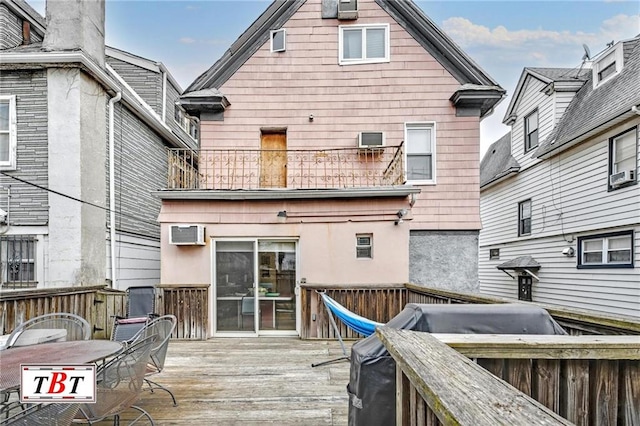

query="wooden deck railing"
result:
[167,145,405,190]
[407,284,640,336]
[378,328,573,425]
[0,285,126,339]
[300,283,407,339]
[157,284,208,340]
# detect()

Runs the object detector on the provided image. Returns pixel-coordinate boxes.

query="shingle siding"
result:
[0,70,48,225]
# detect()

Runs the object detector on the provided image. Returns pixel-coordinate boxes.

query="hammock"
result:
[312,292,383,367]
[320,292,383,337]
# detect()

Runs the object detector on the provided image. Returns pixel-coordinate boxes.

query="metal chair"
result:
[74,335,156,425]
[129,315,178,406]
[111,286,158,343]
[0,403,79,426]
[4,313,91,349]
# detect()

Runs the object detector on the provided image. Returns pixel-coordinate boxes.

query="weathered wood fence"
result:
[157,284,208,340]
[378,328,640,426]
[0,285,126,339]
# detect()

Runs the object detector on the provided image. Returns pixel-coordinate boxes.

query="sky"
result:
[28,0,640,157]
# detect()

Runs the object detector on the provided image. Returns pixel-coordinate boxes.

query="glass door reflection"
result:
[215,241,256,332]
[258,241,296,331]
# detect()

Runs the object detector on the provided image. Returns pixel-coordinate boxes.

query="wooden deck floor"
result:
[132,338,352,425]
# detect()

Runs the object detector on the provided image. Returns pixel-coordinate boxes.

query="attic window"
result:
[271,29,286,53]
[339,24,389,65]
[593,43,623,88]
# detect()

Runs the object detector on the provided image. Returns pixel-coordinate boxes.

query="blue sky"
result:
[28,0,640,155]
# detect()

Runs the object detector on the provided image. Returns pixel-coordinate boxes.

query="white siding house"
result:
[479,36,640,319]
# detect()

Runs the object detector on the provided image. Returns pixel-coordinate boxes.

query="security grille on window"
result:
[0,95,17,169]
[609,128,637,189]
[524,110,538,152]
[339,24,389,64]
[356,234,372,259]
[271,29,286,53]
[405,123,435,182]
[518,200,531,236]
[578,231,633,268]
[0,235,36,288]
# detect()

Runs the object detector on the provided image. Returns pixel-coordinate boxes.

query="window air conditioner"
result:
[609,169,635,186]
[358,132,385,149]
[169,225,206,245]
[337,0,358,20]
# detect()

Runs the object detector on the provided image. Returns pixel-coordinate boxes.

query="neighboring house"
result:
[479,35,640,318]
[157,0,504,337]
[0,0,196,290]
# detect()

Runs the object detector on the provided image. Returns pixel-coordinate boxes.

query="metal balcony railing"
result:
[167,144,405,190]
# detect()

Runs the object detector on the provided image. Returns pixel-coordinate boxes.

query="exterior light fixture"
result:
[277,210,287,223]
[395,209,408,225]
[562,247,575,257]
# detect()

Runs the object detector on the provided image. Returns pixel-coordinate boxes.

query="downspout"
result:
[161,69,167,122]
[108,91,122,289]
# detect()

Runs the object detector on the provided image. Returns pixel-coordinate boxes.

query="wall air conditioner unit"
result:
[169,225,206,245]
[609,169,635,186]
[337,0,358,20]
[358,131,385,149]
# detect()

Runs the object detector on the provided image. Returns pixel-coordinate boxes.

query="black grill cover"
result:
[347,303,567,426]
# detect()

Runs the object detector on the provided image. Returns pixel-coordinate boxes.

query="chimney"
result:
[43,0,106,67]
[22,21,31,45]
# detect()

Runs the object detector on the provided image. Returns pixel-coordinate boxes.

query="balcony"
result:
[167,145,405,190]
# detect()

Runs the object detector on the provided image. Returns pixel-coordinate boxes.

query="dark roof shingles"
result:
[480,132,520,188]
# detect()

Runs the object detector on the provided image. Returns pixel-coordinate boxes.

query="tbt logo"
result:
[21,365,96,403]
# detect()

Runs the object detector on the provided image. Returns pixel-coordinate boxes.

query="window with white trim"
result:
[518,199,531,236]
[577,231,634,268]
[608,127,637,190]
[356,234,372,259]
[270,28,286,53]
[405,122,435,183]
[593,43,624,88]
[0,95,17,170]
[339,24,389,65]
[524,109,538,152]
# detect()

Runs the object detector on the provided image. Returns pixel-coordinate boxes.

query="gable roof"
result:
[503,67,590,124]
[186,0,502,94]
[534,35,640,158]
[480,132,520,189]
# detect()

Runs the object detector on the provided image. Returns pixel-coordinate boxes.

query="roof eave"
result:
[480,167,520,190]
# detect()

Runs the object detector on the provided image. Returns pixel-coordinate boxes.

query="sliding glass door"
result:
[213,239,297,336]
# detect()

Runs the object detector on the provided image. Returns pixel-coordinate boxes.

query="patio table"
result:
[0,328,68,349]
[0,340,123,392]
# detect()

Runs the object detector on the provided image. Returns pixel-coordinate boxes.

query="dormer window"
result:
[593,43,624,88]
[524,109,538,153]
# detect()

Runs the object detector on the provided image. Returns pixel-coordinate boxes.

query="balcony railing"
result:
[167,144,405,190]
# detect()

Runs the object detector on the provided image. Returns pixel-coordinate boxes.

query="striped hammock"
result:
[320,292,383,337]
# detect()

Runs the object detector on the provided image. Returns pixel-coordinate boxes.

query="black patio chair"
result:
[111,286,158,343]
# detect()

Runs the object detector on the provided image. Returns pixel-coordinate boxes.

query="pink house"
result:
[157,0,504,337]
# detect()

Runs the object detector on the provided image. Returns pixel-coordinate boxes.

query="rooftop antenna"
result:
[575,43,591,78]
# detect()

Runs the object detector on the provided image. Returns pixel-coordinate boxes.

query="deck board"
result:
[129,338,352,425]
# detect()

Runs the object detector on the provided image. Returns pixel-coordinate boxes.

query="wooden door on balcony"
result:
[260,131,287,188]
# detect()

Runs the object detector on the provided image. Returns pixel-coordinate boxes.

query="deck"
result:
[134,338,352,425]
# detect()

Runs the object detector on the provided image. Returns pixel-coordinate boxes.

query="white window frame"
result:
[356,234,373,259]
[0,95,17,170]
[338,23,390,65]
[518,199,532,236]
[270,28,286,53]
[404,122,436,185]
[524,109,539,153]
[592,42,624,89]
[578,231,634,268]
[608,127,637,189]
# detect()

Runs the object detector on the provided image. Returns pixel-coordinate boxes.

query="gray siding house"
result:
[0,0,197,290]
[479,35,640,318]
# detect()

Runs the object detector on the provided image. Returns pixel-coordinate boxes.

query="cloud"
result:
[442,14,640,63]
[178,37,229,46]
[179,37,196,44]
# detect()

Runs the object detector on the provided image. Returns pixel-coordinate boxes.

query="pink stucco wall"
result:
[159,198,410,285]
[201,0,481,230]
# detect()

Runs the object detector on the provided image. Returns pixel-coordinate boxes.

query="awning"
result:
[496,255,540,280]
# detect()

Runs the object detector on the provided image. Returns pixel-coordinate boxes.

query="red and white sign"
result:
[20,364,96,403]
